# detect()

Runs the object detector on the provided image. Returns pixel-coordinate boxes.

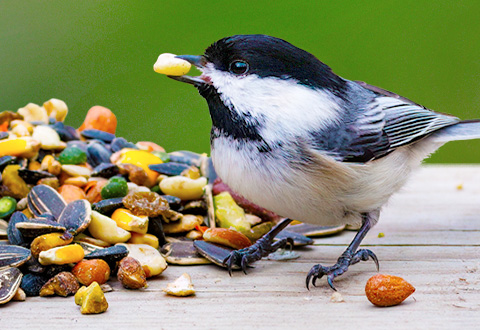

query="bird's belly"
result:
[211,137,426,226]
[211,139,351,225]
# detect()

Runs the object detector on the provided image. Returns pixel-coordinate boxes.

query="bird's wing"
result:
[310,82,459,163]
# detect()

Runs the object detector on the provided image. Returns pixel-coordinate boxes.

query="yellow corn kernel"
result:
[88,211,131,244]
[115,149,163,183]
[38,244,84,265]
[75,282,108,314]
[43,98,68,122]
[128,232,159,249]
[111,208,148,234]
[153,53,191,76]
[0,137,40,158]
[31,232,74,258]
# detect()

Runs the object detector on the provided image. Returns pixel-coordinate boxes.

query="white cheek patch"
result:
[202,66,341,142]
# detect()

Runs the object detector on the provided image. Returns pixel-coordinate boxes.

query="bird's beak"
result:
[168,55,210,86]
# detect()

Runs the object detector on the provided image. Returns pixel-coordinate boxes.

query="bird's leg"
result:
[223,218,294,274]
[306,211,379,291]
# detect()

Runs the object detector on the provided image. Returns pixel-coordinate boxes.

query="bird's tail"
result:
[429,120,480,143]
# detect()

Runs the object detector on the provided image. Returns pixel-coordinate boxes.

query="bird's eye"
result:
[229,60,249,75]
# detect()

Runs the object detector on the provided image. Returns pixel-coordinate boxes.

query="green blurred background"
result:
[1,1,479,162]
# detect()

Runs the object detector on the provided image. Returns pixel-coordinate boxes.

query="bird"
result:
[166,34,480,290]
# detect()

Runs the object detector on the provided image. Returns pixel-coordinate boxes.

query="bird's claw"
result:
[306,248,379,290]
[222,236,294,275]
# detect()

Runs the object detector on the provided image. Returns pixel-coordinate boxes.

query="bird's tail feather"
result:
[429,120,480,143]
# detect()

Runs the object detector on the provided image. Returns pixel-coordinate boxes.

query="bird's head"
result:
[169,35,346,143]
[170,34,345,95]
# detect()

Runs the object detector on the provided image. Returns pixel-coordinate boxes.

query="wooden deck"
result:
[1,165,480,329]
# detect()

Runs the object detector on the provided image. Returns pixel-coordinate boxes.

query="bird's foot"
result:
[223,219,294,274]
[306,248,379,291]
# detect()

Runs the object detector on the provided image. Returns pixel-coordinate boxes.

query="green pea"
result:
[0,196,17,219]
[101,177,128,199]
[58,147,87,165]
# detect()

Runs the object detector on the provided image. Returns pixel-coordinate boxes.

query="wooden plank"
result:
[1,165,480,329]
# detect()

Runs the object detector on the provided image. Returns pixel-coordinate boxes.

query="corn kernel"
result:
[111,208,148,234]
[153,53,191,76]
[38,244,84,265]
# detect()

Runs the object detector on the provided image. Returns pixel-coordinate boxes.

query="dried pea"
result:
[101,177,128,199]
[58,147,87,165]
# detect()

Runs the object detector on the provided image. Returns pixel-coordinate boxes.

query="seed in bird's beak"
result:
[153,53,192,76]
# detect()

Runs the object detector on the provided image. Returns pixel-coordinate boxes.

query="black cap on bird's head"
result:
[171,34,346,95]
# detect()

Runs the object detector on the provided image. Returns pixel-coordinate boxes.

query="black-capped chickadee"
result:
[168,34,480,290]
